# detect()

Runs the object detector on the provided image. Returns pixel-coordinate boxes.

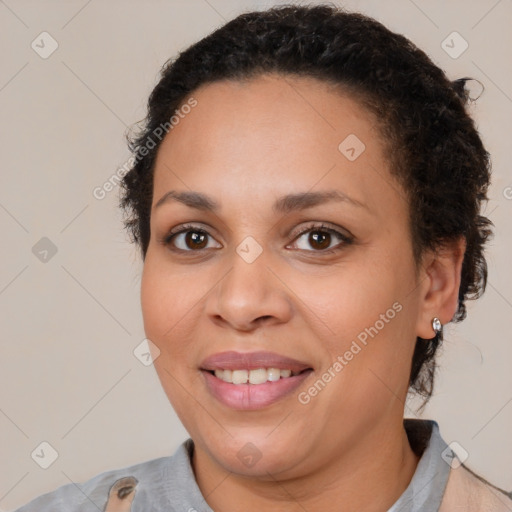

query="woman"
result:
[14,4,511,511]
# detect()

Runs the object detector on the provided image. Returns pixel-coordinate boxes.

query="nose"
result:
[206,248,293,332]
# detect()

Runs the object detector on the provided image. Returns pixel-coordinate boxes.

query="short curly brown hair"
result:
[119,4,494,402]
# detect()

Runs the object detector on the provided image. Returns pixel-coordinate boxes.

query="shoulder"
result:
[440,463,512,512]
[11,455,172,512]
[403,419,512,512]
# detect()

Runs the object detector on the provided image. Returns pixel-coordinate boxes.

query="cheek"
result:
[296,259,398,342]
[140,256,203,402]
[140,254,192,349]
[141,252,198,331]
[301,251,415,385]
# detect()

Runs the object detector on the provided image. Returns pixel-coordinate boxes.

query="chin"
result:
[194,425,310,478]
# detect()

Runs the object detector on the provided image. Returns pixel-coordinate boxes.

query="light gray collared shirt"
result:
[12,419,453,512]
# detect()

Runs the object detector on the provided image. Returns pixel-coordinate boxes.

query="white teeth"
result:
[212,367,299,384]
[267,368,281,382]
[232,369,249,385]
[215,369,233,383]
[249,368,267,385]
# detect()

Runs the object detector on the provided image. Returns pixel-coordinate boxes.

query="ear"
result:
[415,237,467,339]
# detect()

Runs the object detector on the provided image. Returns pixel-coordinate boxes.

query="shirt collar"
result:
[168,419,451,512]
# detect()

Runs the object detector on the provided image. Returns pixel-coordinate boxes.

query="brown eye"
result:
[308,230,331,250]
[183,230,208,250]
[290,224,353,253]
[162,224,222,252]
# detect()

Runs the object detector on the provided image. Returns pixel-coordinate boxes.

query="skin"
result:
[141,74,466,511]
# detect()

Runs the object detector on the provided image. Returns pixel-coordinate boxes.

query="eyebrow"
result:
[153,189,369,214]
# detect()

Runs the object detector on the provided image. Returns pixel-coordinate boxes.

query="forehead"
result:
[152,74,406,221]
[158,74,376,161]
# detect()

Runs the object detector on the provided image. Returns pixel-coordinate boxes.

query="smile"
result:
[212,368,299,384]
[200,351,313,410]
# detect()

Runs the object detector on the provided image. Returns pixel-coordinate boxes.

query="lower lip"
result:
[202,370,313,410]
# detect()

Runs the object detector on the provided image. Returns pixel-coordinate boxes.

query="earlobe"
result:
[415,237,466,339]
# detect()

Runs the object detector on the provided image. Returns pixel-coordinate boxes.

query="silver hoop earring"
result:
[432,317,442,336]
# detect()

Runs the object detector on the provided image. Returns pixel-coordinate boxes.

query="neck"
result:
[192,419,421,512]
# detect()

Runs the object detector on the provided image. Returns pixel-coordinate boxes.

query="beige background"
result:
[1,0,511,509]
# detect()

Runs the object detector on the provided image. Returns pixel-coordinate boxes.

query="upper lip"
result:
[200,351,312,372]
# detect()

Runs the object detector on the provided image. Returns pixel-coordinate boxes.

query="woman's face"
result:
[141,74,429,478]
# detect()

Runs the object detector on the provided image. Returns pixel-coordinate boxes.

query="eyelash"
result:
[159,222,353,255]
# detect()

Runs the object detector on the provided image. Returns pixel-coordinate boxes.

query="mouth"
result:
[200,351,314,410]
[205,367,309,384]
